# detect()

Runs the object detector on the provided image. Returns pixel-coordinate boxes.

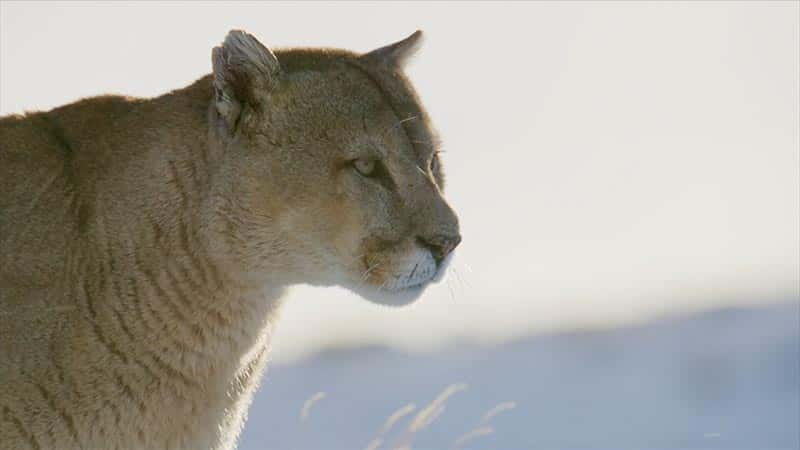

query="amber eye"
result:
[353,158,376,177]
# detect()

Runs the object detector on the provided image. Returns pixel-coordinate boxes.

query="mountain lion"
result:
[0,30,460,450]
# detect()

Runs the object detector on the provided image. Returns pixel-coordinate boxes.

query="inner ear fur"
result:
[212,30,281,132]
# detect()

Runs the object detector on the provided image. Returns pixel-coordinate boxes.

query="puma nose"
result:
[419,233,462,263]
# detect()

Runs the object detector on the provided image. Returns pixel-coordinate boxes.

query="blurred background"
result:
[1,2,798,449]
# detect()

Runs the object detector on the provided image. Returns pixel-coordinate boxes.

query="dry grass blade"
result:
[299,391,326,421]
[362,403,417,450]
[378,403,416,436]
[408,383,467,433]
[391,383,468,449]
[480,401,516,424]
[452,426,494,450]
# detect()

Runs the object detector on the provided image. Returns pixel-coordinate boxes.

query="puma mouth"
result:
[349,272,431,307]
[381,265,436,292]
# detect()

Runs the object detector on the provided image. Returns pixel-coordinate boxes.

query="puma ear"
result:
[362,30,424,68]
[212,30,280,131]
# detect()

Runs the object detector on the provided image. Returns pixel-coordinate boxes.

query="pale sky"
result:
[1,1,798,363]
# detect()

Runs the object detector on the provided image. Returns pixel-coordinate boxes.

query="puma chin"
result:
[348,244,457,306]
[298,217,460,307]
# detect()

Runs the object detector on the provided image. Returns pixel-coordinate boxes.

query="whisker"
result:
[382,115,419,137]
[377,278,389,293]
[446,276,456,302]
[397,115,419,125]
[360,262,381,282]
[350,253,367,263]
[453,265,471,290]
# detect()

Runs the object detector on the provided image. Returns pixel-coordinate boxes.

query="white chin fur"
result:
[381,247,437,291]
[346,247,445,307]
[350,282,428,307]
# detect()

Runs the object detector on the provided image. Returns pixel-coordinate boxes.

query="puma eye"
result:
[353,158,376,177]
[430,152,441,172]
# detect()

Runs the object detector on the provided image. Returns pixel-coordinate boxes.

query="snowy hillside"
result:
[239,301,799,450]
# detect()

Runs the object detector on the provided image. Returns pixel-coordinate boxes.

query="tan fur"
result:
[0,30,460,450]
